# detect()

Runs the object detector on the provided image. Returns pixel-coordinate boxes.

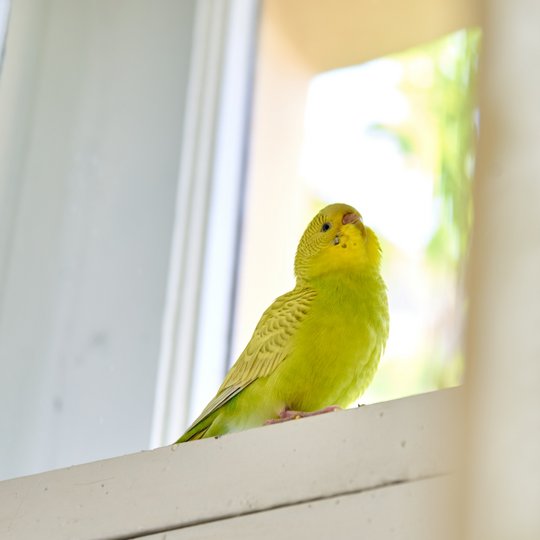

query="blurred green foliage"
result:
[428,28,481,269]
[365,28,482,401]
[387,28,481,269]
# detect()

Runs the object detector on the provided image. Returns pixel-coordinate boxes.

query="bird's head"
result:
[294,203,382,282]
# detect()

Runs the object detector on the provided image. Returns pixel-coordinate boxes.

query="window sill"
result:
[0,388,460,540]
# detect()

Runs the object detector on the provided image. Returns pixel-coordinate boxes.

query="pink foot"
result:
[264,405,342,425]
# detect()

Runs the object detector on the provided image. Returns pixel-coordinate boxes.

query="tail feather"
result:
[187,426,210,441]
[174,411,216,444]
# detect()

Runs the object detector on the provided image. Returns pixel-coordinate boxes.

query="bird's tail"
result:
[174,411,217,444]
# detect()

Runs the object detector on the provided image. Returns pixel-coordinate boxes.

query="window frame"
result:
[150,0,261,447]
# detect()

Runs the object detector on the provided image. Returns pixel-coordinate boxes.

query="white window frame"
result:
[150,0,260,447]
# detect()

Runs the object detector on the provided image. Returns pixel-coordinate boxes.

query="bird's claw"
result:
[264,405,342,425]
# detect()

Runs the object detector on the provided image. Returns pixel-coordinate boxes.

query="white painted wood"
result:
[0,389,459,540]
[141,476,458,540]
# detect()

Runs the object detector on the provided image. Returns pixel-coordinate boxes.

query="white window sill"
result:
[0,388,460,540]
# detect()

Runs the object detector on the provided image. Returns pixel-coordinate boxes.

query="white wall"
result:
[0,0,196,480]
[464,0,540,537]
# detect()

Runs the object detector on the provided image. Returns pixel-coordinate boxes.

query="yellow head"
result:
[294,203,382,282]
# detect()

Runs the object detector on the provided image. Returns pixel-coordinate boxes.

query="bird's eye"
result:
[321,222,331,232]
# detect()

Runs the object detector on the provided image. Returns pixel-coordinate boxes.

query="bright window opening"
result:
[235,27,481,404]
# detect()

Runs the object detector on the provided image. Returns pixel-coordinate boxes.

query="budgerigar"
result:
[176,203,389,442]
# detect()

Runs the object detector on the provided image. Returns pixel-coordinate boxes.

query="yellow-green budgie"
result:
[176,203,389,443]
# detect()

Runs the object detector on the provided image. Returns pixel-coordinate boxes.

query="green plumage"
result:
[176,203,389,443]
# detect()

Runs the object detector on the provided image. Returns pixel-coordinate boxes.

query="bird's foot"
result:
[264,405,342,425]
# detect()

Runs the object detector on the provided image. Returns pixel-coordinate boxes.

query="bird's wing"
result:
[185,286,316,430]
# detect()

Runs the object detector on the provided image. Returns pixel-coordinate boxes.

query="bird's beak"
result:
[342,212,365,236]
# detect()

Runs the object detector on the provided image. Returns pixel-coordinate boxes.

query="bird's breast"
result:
[273,274,388,411]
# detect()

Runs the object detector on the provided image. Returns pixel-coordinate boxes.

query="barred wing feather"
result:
[184,287,316,432]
